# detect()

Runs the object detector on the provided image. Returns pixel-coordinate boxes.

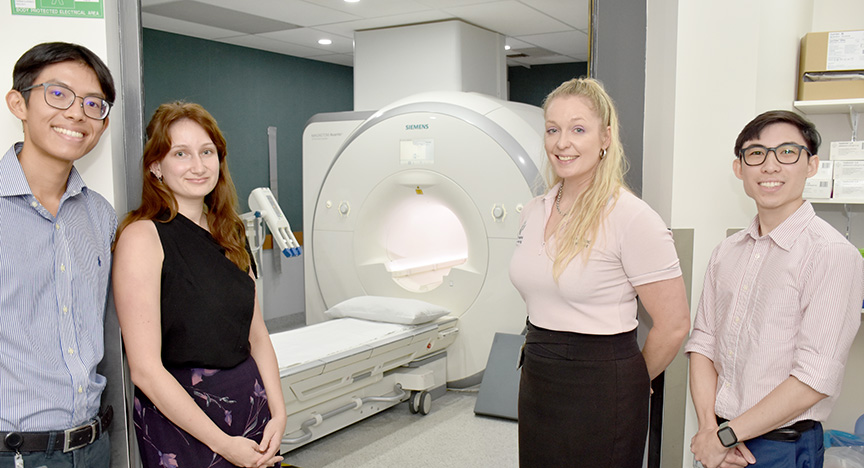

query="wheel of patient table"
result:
[409,390,432,415]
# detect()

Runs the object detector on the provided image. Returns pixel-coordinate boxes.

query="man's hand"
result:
[721,442,755,468]
[690,424,731,468]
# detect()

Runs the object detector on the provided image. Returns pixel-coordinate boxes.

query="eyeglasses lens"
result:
[743,144,803,166]
[43,84,110,120]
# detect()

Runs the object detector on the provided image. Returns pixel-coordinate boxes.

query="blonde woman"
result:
[509,78,690,467]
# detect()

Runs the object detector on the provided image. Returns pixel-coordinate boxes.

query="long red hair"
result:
[117,101,250,272]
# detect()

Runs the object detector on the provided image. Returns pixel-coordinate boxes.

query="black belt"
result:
[717,416,817,442]
[1,406,112,453]
[762,419,817,442]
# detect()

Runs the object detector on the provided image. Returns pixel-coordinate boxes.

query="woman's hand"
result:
[215,435,277,468]
[254,415,287,467]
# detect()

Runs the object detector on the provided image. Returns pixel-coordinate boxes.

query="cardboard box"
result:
[833,161,864,179]
[833,179,864,200]
[797,30,864,101]
[815,160,834,179]
[831,141,864,160]
[804,178,832,199]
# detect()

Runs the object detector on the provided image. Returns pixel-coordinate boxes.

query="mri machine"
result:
[270,91,546,452]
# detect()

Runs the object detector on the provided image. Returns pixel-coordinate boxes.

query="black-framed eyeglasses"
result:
[738,143,811,166]
[20,83,112,120]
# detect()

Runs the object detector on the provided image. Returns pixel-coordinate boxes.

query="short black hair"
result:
[734,110,821,158]
[13,42,115,103]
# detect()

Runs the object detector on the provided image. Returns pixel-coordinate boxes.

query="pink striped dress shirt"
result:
[685,201,863,423]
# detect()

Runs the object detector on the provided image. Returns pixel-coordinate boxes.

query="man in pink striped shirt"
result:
[686,110,863,468]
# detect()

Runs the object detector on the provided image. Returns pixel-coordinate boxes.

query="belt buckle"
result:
[63,420,97,453]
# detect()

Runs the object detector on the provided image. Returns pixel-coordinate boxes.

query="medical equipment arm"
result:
[248,187,302,257]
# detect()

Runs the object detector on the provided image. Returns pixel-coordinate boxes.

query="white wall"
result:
[353,20,507,111]
[0,9,120,206]
[644,1,864,466]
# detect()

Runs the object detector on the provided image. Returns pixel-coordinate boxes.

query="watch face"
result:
[718,426,737,447]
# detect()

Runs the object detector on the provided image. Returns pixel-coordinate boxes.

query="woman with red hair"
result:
[113,102,285,467]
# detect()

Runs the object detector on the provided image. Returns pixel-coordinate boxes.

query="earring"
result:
[151,172,163,182]
[158,176,163,183]
[600,148,607,160]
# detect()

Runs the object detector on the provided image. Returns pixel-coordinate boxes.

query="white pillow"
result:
[324,296,451,325]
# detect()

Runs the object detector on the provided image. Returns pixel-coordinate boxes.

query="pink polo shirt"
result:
[685,201,863,423]
[509,185,682,335]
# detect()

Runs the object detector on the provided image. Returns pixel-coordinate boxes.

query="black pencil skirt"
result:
[518,321,650,468]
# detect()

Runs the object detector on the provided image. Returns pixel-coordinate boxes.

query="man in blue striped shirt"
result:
[1,42,117,467]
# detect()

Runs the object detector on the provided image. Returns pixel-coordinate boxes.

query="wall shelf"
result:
[809,198,864,204]
[793,98,864,115]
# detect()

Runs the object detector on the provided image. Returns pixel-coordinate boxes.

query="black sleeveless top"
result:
[153,213,255,369]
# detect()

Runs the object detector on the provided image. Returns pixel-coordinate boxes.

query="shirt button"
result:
[60,264,66,272]
[78,386,83,394]
[67,347,74,355]
[727,349,734,356]
[55,223,61,230]
[734,316,740,323]
[31,201,38,208]
[755,253,760,259]
[63,306,68,314]
[742,284,748,291]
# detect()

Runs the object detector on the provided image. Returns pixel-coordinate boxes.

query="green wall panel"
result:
[507,62,589,108]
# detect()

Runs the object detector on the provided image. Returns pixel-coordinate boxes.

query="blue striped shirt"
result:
[0,143,117,431]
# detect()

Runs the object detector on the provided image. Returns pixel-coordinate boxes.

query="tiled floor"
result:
[281,390,518,468]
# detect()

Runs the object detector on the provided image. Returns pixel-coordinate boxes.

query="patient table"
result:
[270,315,459,452]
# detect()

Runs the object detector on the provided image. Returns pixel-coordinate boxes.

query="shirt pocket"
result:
[746,285,801,342]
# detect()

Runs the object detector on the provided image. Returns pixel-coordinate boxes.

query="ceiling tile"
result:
[519,0,590,30]
[314,10,456,38]
[260,27,354,54]
[141,12,245,40]
[198,0,361,27]
[514,53,581,66]
[517,30,589,57]
[444,0,572,37]
[505,37,533,50]
[301,0,434,19]
[416,0,500,8]
[143,0,300,34]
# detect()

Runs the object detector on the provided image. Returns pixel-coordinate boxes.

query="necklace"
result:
[555,182,567,216]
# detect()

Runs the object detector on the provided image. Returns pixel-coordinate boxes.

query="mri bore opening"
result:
[383,197,468,293]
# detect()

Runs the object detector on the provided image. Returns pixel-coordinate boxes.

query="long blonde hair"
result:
[544,78,629,280]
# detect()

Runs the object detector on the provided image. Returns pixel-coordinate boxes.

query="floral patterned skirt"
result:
[133,356,273,468]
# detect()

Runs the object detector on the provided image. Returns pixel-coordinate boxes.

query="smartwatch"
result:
[717,421,739,448]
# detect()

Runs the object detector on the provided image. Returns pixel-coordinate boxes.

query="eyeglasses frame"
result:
[737,143,812,167]
[20,82,113,121]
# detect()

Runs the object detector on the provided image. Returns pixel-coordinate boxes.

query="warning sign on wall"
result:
[11,0,103,19]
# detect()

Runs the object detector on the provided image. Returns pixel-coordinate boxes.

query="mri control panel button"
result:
[491,204,506,220]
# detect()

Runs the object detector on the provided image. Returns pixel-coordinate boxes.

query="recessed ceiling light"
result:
[318,39,333,45]
[345,0,360,3]
[505,45,511,51]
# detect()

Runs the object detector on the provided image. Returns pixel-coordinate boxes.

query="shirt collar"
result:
[0,142,87,199]
[543,182,562,202]
[744,201,816,251]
